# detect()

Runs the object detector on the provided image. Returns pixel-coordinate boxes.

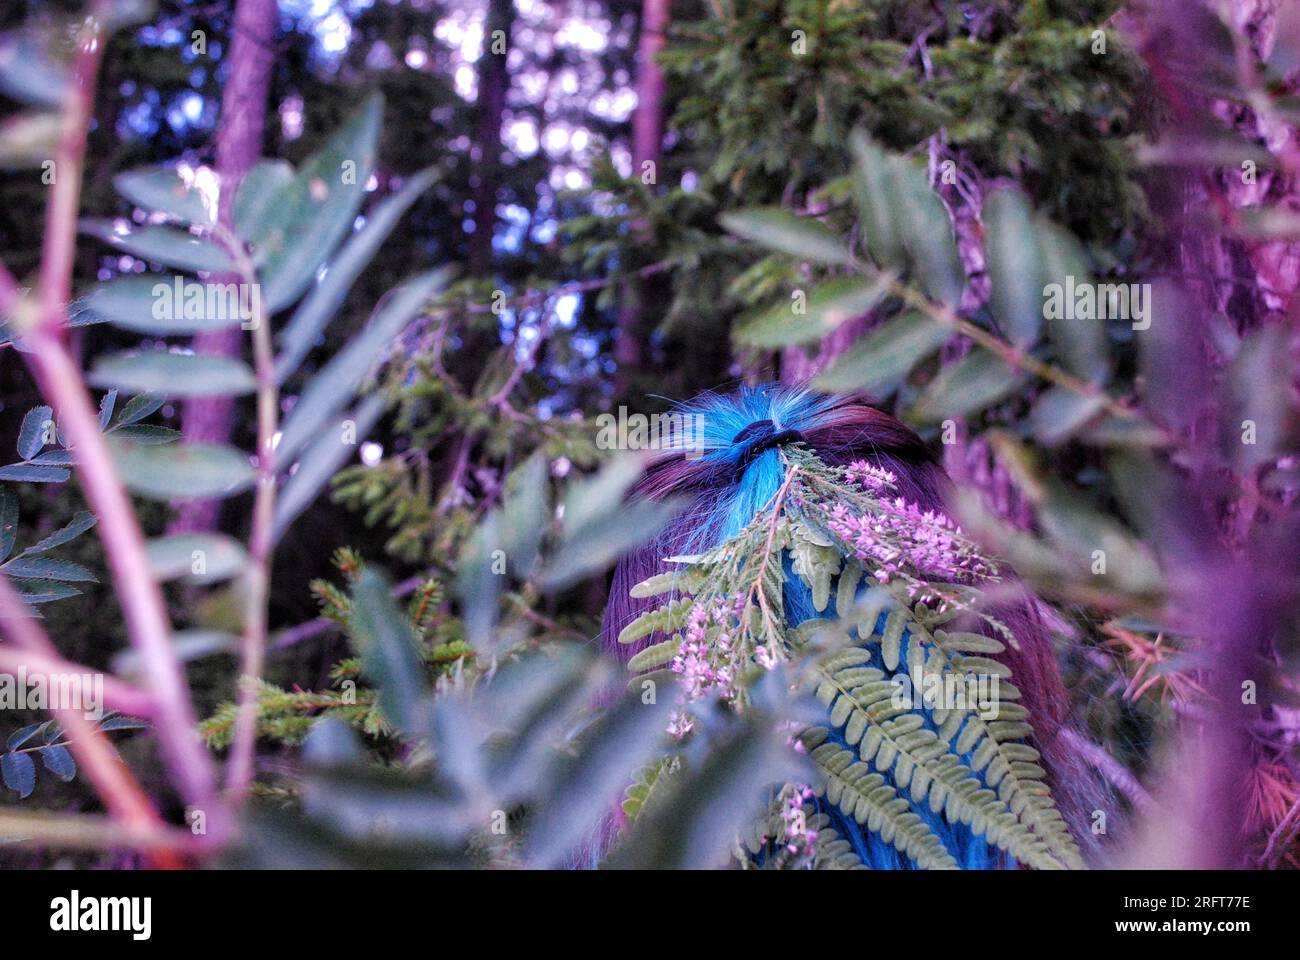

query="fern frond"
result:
[804,728,958,870]
[622,756,678,823]
[806,809,870,870]
[836,557,863,614]
[630,567,707,598]
[630,572,680,598]
[921,643,1084,868]
[791,520,841,613]
[932,628,1007,655]
[617,597,692,645]
[627,636,681,672]
[812,625,1081,870]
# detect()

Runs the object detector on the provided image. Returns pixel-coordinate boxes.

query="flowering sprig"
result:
[624,444,1005,728]
[842,460,897,491]
[778,784,818,863]
[824,498,993,585]
[624,444,1075,869]
[786,447,1001,612]
[670,594,746,703]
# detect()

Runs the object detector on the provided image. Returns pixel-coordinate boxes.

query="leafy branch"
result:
[1,713,147,800]
[0,1,447,859]
[0,0,222,850]
[722,132,1156,442]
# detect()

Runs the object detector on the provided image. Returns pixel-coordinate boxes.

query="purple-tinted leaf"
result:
[98,389,118,431]
[1,555,98,582]
[17,405,52,460]
[1,751,36,798]
[39,745,76,781]
[6,722,43,750]
[0,463,69,483]
[29,449,75,465]
[20,510,96,556]
[113,393,166,427]
[0,488,16,563]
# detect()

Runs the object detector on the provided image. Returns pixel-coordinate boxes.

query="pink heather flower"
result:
[666,711,694,739]
[781,785,819,856]
[824,498,991,585]
[755,645,778,670]
[844,460,897,492]
[778,720,810,754]
[670,596,742,702]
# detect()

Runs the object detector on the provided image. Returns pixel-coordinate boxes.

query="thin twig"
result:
[432,260,672,321]
[0,575,181,867]
[744,466,799,644]
[510,596,590,642]
[1262,794,1300,869]
[888,278,1156,430]
[486,308,553,410]
[0,809,207,856]
[0,643,155,718]
[270,574,427,651]
[1058,727,1156,815]
[214,225,278,802]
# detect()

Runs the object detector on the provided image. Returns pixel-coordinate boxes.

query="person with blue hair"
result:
[600,384,1089,869]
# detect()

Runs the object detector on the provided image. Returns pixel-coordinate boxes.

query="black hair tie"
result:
[731,419,805,480]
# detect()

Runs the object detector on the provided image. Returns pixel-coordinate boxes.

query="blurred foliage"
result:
[216,461,804,869]
[201,548,470,752]
[2,0,1299,870]
[0,392,196,615]
[2,714,146,800]
[560,0,1152,400]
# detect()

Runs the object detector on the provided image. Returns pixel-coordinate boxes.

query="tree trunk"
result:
[468,0,515,276]
[631,0,668,180]
[170,0,278,534]
[614,0,669,397]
